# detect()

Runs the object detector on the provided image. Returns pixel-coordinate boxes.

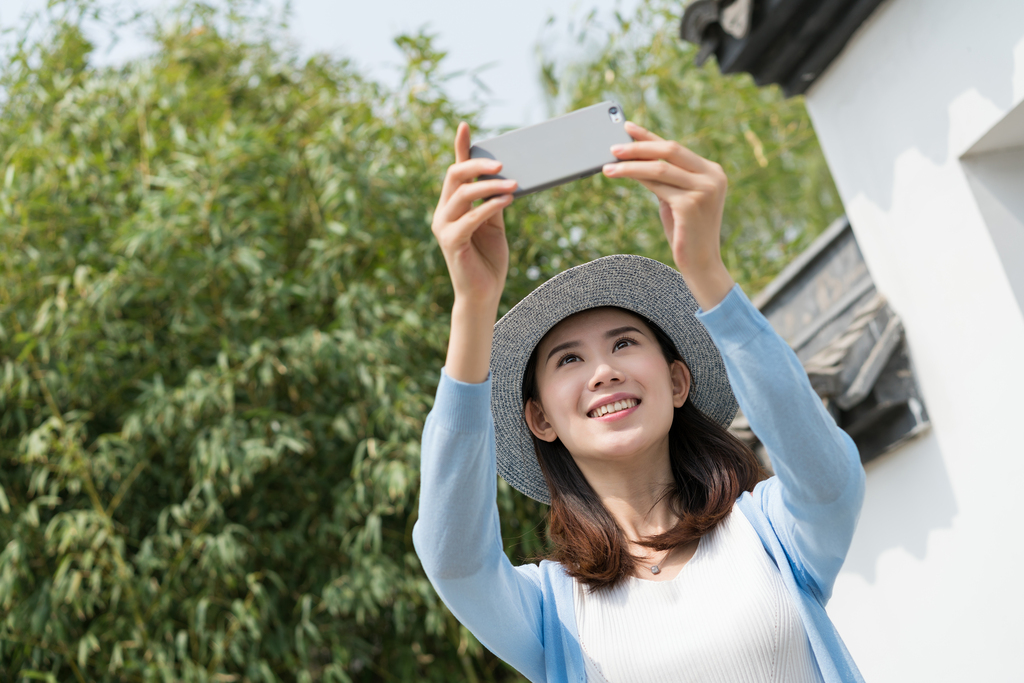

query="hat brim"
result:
[490,254,738,504]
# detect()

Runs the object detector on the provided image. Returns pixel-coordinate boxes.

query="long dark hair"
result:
[521,308,767,590]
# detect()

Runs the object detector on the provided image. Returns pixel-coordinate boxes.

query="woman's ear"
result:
[670,359,691,408]
[524,398,558,443]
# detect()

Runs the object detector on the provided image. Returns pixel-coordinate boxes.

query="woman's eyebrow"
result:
[604,325,644,339]
[544,326,646,364]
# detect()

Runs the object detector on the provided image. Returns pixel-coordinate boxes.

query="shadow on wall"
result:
[840,428,957,584]
[804,0,1024,212]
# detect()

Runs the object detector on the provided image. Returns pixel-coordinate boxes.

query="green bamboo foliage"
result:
[0,2,840,681]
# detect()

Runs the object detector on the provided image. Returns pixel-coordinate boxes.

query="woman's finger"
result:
[633,177,673,196]
[611,137,712,174]
[438,122,493,206]
[454,121,471,163]
[442,195,513,247]
[603,159,708,192]
[439,179,517,222]
[439,158,504,205]
[624,121,664,142]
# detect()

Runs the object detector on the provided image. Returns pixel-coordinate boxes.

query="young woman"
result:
[413,120,866,683]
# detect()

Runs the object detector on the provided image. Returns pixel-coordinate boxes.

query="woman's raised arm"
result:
[432,121,516,383]
[416,124,548,682]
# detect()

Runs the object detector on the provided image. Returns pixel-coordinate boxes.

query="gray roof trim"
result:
[751,214,851,310]
[680,0,889,97]
[786,274,874,353]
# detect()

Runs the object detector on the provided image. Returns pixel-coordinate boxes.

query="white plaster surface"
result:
[804,0,1024,680]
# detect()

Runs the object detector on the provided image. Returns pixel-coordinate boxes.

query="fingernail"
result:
[602,164,616,174]
[610,145,625,154]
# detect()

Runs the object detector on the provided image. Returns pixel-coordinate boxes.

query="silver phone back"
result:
[470,101,633,197]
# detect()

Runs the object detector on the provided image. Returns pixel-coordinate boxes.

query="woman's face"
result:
[524,308,690,471]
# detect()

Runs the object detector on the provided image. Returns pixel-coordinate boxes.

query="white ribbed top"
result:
[573,504,824,683]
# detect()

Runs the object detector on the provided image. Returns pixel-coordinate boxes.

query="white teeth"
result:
[590,398,638,417]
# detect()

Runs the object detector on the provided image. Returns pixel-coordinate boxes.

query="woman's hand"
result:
[433,122,516,383]
[602,122,735,311]
[432,121,516,310]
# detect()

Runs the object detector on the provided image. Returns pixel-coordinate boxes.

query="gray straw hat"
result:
[490,254,738,504]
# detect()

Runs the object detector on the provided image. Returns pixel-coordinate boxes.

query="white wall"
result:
[803,0,1024,680]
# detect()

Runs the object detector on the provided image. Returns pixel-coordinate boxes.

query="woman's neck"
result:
[575,444,677,541]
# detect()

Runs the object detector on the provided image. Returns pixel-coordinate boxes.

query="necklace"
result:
[648,547,673,575]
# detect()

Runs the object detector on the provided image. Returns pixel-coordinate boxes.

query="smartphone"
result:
[470,101,633,197]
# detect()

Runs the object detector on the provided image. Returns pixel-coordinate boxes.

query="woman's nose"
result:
[588,363,623,390]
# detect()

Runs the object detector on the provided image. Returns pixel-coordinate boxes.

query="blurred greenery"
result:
[0,0,840,681]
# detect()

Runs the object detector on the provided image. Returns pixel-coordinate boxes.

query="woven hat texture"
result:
[490,254,737,504]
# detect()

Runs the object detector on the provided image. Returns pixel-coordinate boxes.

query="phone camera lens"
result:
[609,106,619,114]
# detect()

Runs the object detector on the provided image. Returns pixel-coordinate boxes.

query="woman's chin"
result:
[573,438,666,467]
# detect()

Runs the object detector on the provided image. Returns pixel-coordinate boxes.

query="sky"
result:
[1,0,643,130]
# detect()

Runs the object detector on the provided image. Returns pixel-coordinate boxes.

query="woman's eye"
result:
[614,337,638,351]
[556,353,579,367]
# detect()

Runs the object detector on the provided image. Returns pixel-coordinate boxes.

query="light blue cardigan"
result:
[413,285,866,683]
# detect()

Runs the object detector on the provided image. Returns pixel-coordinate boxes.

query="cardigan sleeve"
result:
[412,369,547,683]
[696,285,866,604]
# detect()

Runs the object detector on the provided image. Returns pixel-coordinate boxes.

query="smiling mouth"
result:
[588,398,640,418]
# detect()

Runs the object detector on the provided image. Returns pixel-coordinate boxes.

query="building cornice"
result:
[680,0,888,96]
